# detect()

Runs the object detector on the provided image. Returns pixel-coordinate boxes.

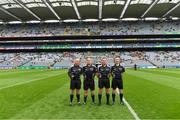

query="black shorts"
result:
[111,79,123,89]
[70,80,81,90]
[98,79,110,89]
[83,80,95,90]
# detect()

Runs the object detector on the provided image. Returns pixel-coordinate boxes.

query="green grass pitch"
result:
[0,68,180,119]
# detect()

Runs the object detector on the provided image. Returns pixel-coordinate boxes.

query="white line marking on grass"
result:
[123,98,141,120]
[0,72,66,91]
[116,89,141,120]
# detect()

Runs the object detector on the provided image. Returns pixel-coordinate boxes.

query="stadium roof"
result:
[0,0,180,23]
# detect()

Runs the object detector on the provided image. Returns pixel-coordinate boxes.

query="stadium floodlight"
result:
[120,0,131,18]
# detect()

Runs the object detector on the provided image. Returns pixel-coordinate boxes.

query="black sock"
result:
[76,94,80,102]
[120,93,123,102]
[98,94,102,103]
[112,93,115,102]
[106,93,110,104]
[70,94,74,103]
[91,95,95,103]
[84,96,87,103]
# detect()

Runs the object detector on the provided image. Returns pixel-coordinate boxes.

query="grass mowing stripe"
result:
[0,72,66,91]
[0,69,63,79]
[10,71,133,119]
[141,68,180,74]
[0,72,67,119]
[2,68,180,119]
[12,86,134,119]
[0,69,66,82]
[126,69,180,90]
[124,73,180,119]
[0,69,48,76]
[0,70,67,89]
[10,82,70,119]
[161,68,180,71]
[53,88,133,119]
[142,68,180,72]
[139,69,180,78]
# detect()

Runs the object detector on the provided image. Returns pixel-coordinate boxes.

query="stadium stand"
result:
[0,51,179,69]
[0,21,180,37]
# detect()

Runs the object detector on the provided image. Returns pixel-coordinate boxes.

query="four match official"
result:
[68,56,125,106]
[68,58,82,105]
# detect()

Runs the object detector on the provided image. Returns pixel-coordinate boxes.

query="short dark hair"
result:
[114,56,120,59]
[101,57,107,60]
[86,56,92,60]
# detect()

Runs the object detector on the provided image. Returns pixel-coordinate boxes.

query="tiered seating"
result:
[0,51,179,69]
[1,21,180,37]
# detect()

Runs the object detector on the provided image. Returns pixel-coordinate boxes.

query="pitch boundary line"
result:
[123,98,141,120]
[116,89,141,120]
[0,72,66,91]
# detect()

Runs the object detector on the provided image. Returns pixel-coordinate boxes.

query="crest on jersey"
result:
[106,68,110,71]
[119,68,122,71]
[114,68,117,71]
[90,67,94,71]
